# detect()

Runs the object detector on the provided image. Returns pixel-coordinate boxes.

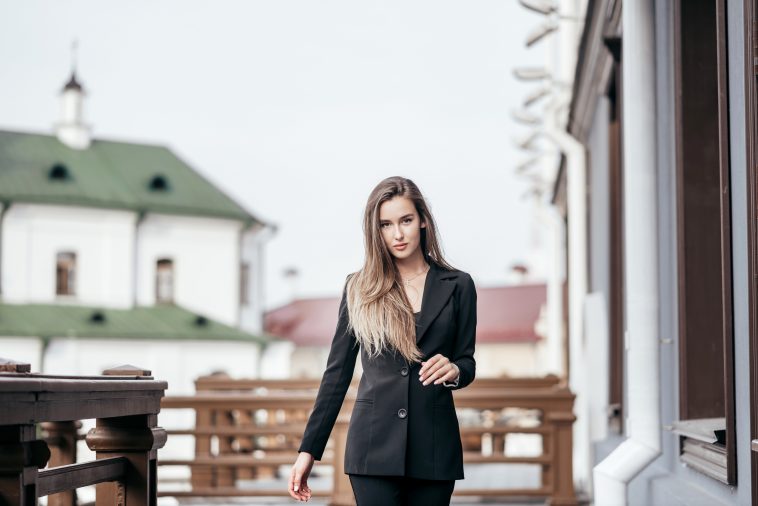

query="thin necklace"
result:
[402,263,429,285]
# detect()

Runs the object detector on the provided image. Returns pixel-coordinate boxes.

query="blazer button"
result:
[397,408,407,419]
[400,367,409,376]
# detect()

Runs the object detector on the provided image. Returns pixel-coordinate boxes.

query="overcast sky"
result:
[0,1,548,309]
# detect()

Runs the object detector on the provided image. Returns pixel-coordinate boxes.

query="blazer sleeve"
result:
[298,276,359,460]
[448,272,477,390]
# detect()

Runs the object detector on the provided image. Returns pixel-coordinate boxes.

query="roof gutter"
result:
[133,210,147,308]
[0,201,8,300]
[593,0,661,503]
[237,219,277,334]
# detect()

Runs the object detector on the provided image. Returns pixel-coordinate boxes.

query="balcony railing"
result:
[159,373,577,505]
[0,358,167,506]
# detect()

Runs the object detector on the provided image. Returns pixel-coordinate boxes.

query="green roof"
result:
[0,129,262,225]
[0,303,272,344]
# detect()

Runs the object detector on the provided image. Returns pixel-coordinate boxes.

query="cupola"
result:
[55,42,91,150]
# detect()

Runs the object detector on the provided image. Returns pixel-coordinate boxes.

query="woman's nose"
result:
[394,226,404,240]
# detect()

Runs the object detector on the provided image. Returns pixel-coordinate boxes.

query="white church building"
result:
[0,70,278,394]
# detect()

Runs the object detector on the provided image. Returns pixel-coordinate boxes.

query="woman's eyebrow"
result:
[380,214,414,223]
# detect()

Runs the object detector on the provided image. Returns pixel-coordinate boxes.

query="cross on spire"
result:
[63,39,83,92]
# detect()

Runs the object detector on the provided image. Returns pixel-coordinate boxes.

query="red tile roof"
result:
[475,284,546,344]
[264,297,342,346]
[264,283,546,346]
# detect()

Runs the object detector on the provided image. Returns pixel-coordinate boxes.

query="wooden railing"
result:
[0,358,167,506]
[159,373,577,505]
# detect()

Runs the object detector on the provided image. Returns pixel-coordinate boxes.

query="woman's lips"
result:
[394,243,408,250]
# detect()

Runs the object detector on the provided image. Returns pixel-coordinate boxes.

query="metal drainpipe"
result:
[543,122,590,490]
[0,201,8,299]
[239,220,277,377]
[133,210,146,308]
[593,0,661,503]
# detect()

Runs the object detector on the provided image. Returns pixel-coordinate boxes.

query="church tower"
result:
[55,42,91,149]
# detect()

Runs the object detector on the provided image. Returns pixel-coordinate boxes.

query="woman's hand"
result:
[419,354,460,385]
[288,452,315,502]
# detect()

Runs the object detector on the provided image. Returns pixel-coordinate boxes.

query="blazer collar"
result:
[415,262,456,344]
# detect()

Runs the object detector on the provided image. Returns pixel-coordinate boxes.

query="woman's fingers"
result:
[298,481,312,501]
[288,468,298,499]
[419,354,446,377]
[426,363,455,385]
[419,354,442,376]
[288,466,311,501]
[420,354,451,385]
[433,364,457,384]
[301,483,312,499]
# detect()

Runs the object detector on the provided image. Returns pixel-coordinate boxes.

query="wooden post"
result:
[86,415,167,506]
[0,425,50,506]
[191,407,213,489]
[546,410,578,506]
[43,421,81,506]
[84,366,167,506]
[541,431,554,494]
[235,409,255,480]
[330,415,355,506]
[0,360,48,506]
[214,408,235,487]
[0,358,31,373]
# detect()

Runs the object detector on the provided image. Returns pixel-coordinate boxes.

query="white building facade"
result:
[0,71,277,394]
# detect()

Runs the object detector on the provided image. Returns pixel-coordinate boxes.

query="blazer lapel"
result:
[415,262,456,344]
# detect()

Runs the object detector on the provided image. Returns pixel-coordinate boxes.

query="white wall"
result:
[43,337,261,394]
[0,203,271,336]
[475,343,540,377]
[0,337,43,369]
[137,213,242,326]
[289,344,364,379]
[260,340,295,379]
[2,203,136,307]
[240,225,274,334]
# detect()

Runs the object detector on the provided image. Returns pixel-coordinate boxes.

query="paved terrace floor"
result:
[153,464,590,506]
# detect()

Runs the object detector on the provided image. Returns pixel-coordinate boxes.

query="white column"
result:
[543,113,592,489]
[562,127,591,489]
[593,0,661,503]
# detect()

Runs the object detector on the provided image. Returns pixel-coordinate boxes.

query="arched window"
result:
[56,251,77,295]
[156,258,174,303]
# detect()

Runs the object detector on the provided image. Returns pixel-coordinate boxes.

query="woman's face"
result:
[378,196,426,261]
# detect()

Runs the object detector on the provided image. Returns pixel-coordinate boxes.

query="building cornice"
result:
[567,0,622,142]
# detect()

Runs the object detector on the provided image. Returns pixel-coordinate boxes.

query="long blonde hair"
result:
[345,176,455,363]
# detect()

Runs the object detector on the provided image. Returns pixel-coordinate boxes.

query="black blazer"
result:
[298,261,477,480]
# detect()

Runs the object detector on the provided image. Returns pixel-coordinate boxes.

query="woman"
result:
[288,176,477,505]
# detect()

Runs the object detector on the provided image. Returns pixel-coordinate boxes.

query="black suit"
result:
[298,262,477,481]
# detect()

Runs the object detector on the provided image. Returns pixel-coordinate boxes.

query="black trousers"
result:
[348,473,455,506]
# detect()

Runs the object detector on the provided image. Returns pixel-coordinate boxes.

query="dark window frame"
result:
[673,0,736,485]
[605,43,625,434]
[155,258,174,304]
[744,0,758,500]
[55,251,77,296]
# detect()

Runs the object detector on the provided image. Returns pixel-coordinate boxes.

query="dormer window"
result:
[48,163,72,181]
[56,251,76,296]
[149,174,169,192]
[156,258,174,303]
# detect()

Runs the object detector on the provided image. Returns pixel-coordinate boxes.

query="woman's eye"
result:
[403,218,412,224]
